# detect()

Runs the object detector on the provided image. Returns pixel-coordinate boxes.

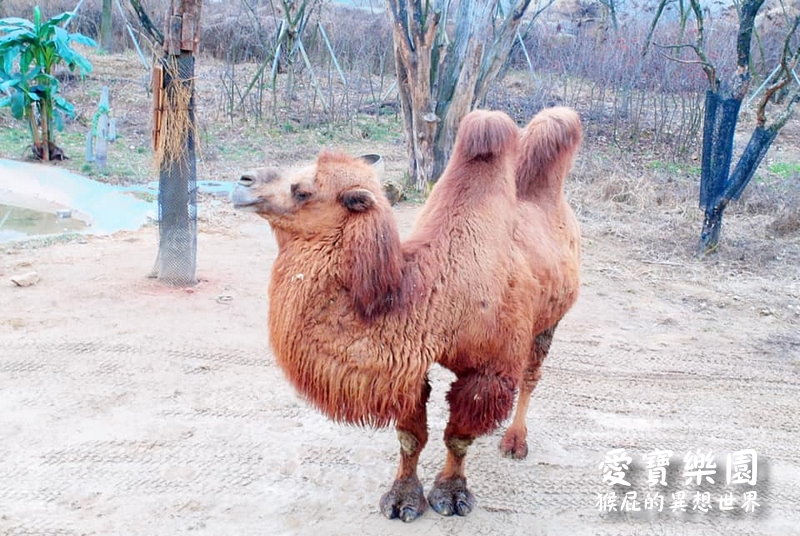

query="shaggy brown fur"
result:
[231,107,582,521]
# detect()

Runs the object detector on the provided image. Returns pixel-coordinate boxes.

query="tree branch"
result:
[687,0,717,90]
[128,0,163,46]
[757,14,800,126]
[519,0,555,41]
[643,0,671,56]
[736,0,766,70]
[386,0,414,53]
[645,0,717,90]
[512,0,533,20]
[656,50,715,69]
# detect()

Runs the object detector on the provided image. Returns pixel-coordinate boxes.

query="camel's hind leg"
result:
[379,378,431,522]
[429,370,516,516]
[499,325,557,460]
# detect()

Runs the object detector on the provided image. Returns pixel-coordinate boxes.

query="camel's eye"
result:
[291,183,312,202]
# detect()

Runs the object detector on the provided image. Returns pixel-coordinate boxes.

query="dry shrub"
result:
[739,173,800,217]
[2,0,392,68]
[599,174,642,205]
[316,6,392,75]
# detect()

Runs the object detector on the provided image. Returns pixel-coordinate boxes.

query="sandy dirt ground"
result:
[1,197,799,536]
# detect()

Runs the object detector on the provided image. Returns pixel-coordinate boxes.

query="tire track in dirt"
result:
[1,215,799,535]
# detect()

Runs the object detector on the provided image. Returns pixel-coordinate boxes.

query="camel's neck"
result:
[270,205,429,320]
[267,216,434,427]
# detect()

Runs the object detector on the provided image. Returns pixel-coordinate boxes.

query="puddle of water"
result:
[0,158,234,242]
[0,204,88,242]
[120,180,234,197]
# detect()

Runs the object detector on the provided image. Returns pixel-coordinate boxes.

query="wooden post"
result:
[95,86,110,171]
[151,64,164,151]
[85,86,113,170]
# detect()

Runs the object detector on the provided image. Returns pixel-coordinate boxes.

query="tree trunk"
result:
[153,0,201,286]
[699,91,740,210]
[695,0,765,253]
[40,101,50,162]
[101,0,113,53]
[155,53,197,286]
[392,28,437,191]
[699,125,778,252]
[387,0,532,191]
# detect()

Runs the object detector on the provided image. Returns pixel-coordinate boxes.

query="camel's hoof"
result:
[428,476,475,517]
[499,429,529,460]
[379,476,427,522]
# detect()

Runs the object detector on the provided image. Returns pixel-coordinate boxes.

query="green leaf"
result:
[0,28,37,48]
[9,91,25,119]
[53,26,71,57]
[54,95,75,117]
[0,18,35,31]
[20,49,33,74]
[69,33,97,48]
[53,108,64,131]
[0,77,18,92]
[27,65,44,78]
[72,54,92,75]
[1,9,94,144]
[1,48,16,75]
[49,12,74,27]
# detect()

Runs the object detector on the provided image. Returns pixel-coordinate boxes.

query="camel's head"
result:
[231,152,386,236]
[233,151,403,319]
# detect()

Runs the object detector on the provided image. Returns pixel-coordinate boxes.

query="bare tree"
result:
[597,0,620,32]
[386,0,538,190]
[128,0,164,46]
[149,0,203,286]
[101,0,113,52]
[646,0,800,252]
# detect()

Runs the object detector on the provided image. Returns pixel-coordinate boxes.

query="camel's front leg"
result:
[379,379,430,522]
[430,371,516,516]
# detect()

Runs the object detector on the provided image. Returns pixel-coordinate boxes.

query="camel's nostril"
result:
[239,174,256,187]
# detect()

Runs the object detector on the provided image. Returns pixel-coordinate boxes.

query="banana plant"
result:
[0,7,96,161]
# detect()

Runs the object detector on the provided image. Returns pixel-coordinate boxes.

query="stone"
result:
[10,271,39,287]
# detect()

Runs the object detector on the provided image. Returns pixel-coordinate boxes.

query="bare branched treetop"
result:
[386,0,546,189]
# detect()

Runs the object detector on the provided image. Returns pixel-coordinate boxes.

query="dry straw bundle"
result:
[152,57,196,170]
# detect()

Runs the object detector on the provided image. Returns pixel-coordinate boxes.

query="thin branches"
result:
[757,14,800,127]
[128,0,163,46]
[643,0,717,90]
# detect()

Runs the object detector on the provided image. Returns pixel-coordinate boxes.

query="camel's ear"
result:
[340,188,376,212]
[357,153,381,167]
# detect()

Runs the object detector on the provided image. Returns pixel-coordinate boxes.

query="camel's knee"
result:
[522,362,543,388]
[533,325,557,362]
[446,372,516,436]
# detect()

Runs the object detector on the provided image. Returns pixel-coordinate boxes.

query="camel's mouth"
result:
[230,183,266,212]
[231,199,259,209]
[230,188,290,218]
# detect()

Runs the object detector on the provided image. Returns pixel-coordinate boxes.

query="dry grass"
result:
[153,59,196,171]
[571,137,800,281]
[0,41,797,282]
[769,208,800,237]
